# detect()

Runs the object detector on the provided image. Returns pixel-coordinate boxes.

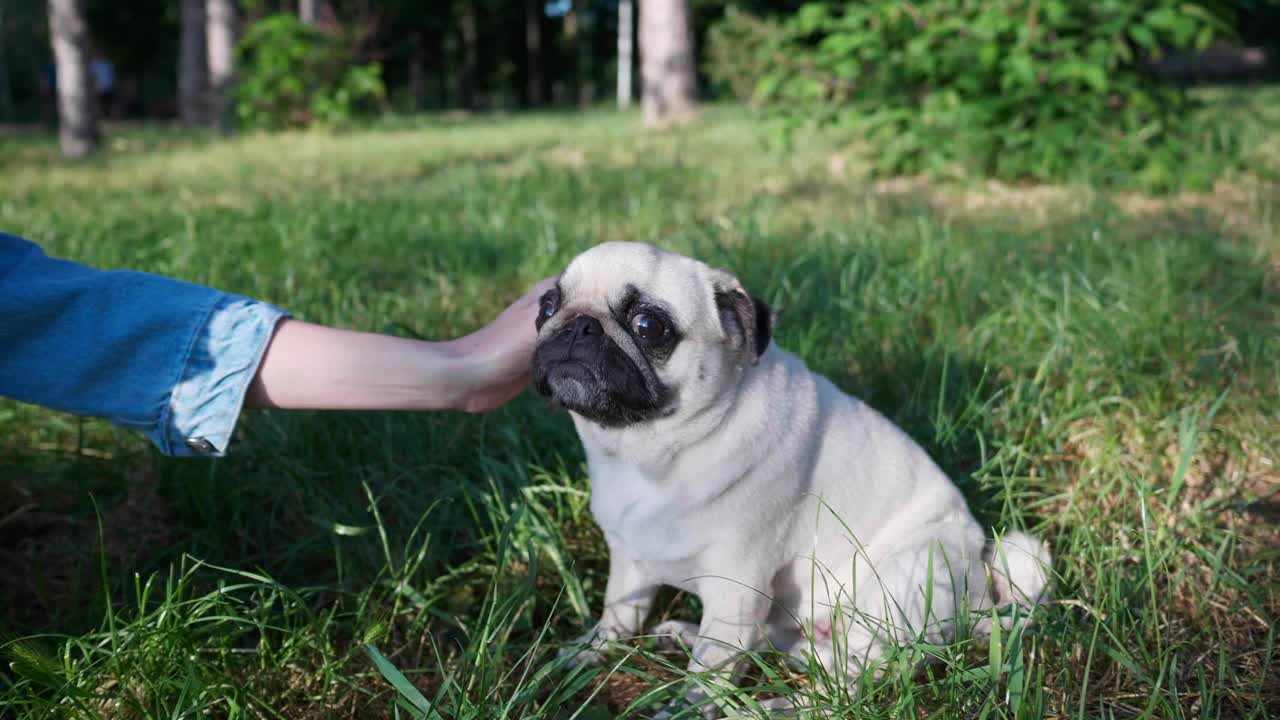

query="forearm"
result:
[247,277,554,415]
[244,319,469,411]
[2,231,549,456]
[0,233,289,456]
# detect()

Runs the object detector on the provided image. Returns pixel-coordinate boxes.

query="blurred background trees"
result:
[177,0,207,126]
[46,0,98,157]
[8,0,1278,189]
[639,0,698,124]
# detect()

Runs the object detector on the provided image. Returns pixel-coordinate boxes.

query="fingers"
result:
[446,276,557,413]
[461,376,527,413]
[528,276,557,298]
[503,276,557,319]
[513,276,556,305]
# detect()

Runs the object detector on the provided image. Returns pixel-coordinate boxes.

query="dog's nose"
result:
[567,315,603,342]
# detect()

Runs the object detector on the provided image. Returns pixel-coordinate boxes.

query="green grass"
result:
[1,96,1277,719]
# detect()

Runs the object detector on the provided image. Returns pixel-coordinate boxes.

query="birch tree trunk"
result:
[48,0,98,157]
[206,0,236,132]
[299,0,318,25]
[639,0,697,125]
[616,0,633,109]
[178,0,208,126]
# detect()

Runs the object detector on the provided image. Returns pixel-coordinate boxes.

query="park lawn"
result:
[0,93,1277,718]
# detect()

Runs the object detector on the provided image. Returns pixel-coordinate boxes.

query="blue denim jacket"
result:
[0,233,289,457]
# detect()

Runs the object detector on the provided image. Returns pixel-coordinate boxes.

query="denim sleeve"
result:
[0,233,290,457]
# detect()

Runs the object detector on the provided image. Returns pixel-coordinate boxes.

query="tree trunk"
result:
[48,0,98,158]
[408,30,426,111]
[524,0,542,106]
[0,0,11,122]
[562,3,580,106]
[178,0,208,126]
[206,0,235,132]
[639,0,696,125]
[299,0,318,25]
[459,3,478,110]
[616,0,633,109]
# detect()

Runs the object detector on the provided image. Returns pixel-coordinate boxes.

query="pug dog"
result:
[532,242,1052,715]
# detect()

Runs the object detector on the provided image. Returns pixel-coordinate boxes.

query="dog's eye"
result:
[536,290,560,330]
[630,312,667,341]
[539,292,559,319]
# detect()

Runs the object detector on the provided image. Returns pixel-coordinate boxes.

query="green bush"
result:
[234,14,385,130]
[710,1,1243,192]
[705,8,789,104]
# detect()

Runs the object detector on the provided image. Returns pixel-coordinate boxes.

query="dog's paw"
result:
[652,620,700,653]
[557,625,618,668]
[651,706,715,720]
[558,644,607,668]
[650,694,721,720]
[748,696,801,718]
[652,694,792,720]
[649,680,727,719]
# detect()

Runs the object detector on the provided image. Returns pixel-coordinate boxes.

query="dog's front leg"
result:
[561,550,659,667]
[669,579,773,719]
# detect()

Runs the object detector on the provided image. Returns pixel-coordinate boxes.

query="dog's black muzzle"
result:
[532,315,664,426]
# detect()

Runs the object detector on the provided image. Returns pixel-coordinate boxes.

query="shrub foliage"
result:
[708,1,1243,191]
[234,14,385,130]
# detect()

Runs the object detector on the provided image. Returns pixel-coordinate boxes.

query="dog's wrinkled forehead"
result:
[559,242,707,322]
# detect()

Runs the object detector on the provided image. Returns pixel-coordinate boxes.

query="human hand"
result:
[245,277,557,414]
[445,276,557,413]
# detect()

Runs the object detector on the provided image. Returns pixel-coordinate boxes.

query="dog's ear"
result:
[712,271,773,365]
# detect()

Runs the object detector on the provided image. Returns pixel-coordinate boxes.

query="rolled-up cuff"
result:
[153,295,290,457]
